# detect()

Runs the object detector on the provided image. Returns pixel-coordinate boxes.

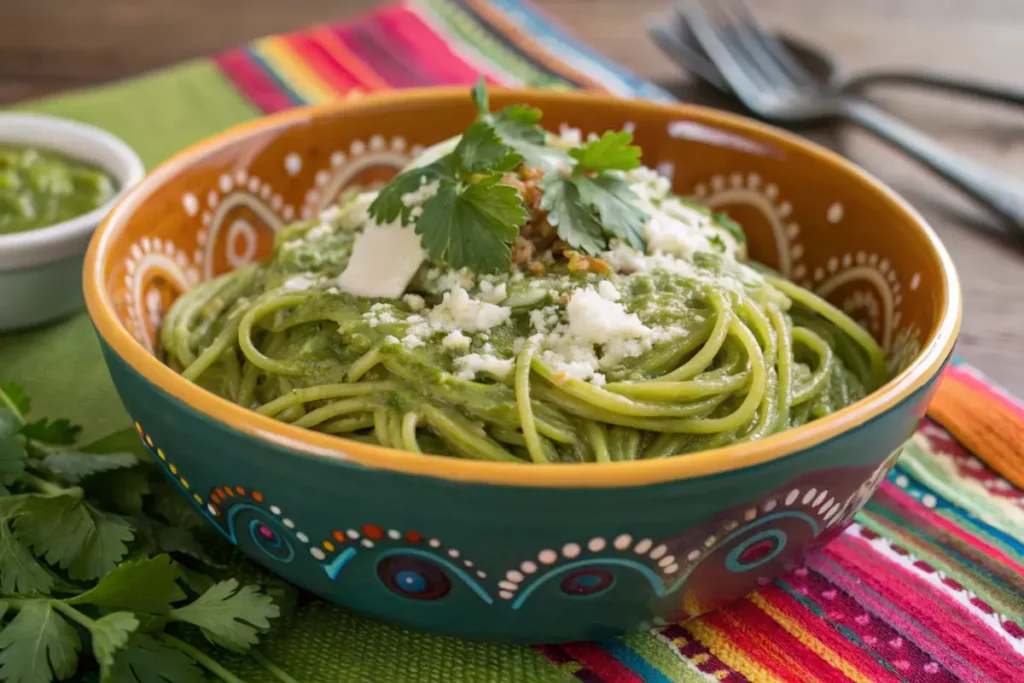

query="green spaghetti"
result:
[160,84,886,464]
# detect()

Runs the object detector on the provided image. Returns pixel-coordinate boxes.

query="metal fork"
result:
[680,0,1024,235]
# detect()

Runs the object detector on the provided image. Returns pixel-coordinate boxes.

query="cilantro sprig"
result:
[541,130,648,253]
[0,382,293,683]
[368,111,529,273]
[368,80,652,274]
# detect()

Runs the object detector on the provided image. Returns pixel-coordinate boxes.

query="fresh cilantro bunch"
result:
[0,382,294,683]
[540,131,647,255]
[368,79,652,274]
[368,85,530,273]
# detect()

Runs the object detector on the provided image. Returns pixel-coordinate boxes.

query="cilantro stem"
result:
[0,386,24,422]
[250,650,303,683]
[159,634,250,683]
[17,472,74,498]
[51,600,96,629]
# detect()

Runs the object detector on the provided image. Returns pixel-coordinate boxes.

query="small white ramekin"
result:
[0,113,145,332]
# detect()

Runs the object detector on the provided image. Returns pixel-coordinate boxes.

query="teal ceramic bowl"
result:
[83,89,960,643]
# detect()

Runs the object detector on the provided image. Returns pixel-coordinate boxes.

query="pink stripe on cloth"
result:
[875,481,1024,578]
[559,642,646,682]
[759,583,909,683]
[817,533,1021,682]
[785,567,959,682]
[214,49,296,112]
[376,5,496,86]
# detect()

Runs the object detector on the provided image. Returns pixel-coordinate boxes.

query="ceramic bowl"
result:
[84,89,960,643]
[0,113,145,331]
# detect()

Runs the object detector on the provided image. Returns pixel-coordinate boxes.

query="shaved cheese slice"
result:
[336,223,426,299]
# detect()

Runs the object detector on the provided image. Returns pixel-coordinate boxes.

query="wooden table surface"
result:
[3,0,1023,392]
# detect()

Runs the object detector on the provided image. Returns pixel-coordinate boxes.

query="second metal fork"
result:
[681,0,1024,235]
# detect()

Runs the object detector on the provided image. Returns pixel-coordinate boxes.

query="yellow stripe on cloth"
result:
[253,37,339,104]
[749,593,876,683]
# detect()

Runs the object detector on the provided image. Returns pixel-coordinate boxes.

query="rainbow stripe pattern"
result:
[21,0,1021,679]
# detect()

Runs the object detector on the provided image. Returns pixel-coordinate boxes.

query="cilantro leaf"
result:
[0,382,30,418]
[491,105,564,170]
[169,579,279,653]
[570,130,642,173]
[573,174,647,250]
[150,480,204,530]
[67,555,185,614]
[90,612,139,668]
[19,419,81,446]
[0,411,26,488]
[540,175,607,254]
[366,160,451,226]
[0,522,53,596]
[80,428,150,459]
[111,635,206,683]
[714,211,746,243]
[83,469,151,516]
[128,516,212,568]
[453,120,522,175]
[0,600,81,683]
[415,177,527,274]
[14,494,134,581]
[41,452,137,484]
[470,76,489,114]
[472,79,563,170]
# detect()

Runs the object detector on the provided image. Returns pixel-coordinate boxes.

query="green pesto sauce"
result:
[0,145,116,235]
[240,216,777,393]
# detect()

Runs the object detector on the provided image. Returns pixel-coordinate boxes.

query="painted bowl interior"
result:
[97,92,950,370]
[83,89,959,642]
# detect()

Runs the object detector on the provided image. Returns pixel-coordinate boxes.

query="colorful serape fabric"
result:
[3,1,1021,680]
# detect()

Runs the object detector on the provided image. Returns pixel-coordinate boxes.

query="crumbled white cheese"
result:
[441,330,472,352]
[529,305,561,335]
[644,201,714,258]
[304,222,334,242]
[403,294,426,312]
[427,286,511,333]
[336,222,426,299]
[565,288,650,347]
[597,280,621,302]
[335,192,376,231]
[400,179,440,207]
[478,281,508,304]
[280,274,320,292]
[319,205,343,223]
[364,303,399,328]
[402,334,425,350]
[532,286,655,385]
[434,269,476,293]
[539,352,602,383]
[455,353,514,381]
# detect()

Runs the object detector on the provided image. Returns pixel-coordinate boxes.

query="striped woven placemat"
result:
[2,1,1021,681]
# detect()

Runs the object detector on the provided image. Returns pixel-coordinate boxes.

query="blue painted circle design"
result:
[377,555,451,600]
[560,569,614,596]
[725,529,787,572]
[395,570,428,594]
